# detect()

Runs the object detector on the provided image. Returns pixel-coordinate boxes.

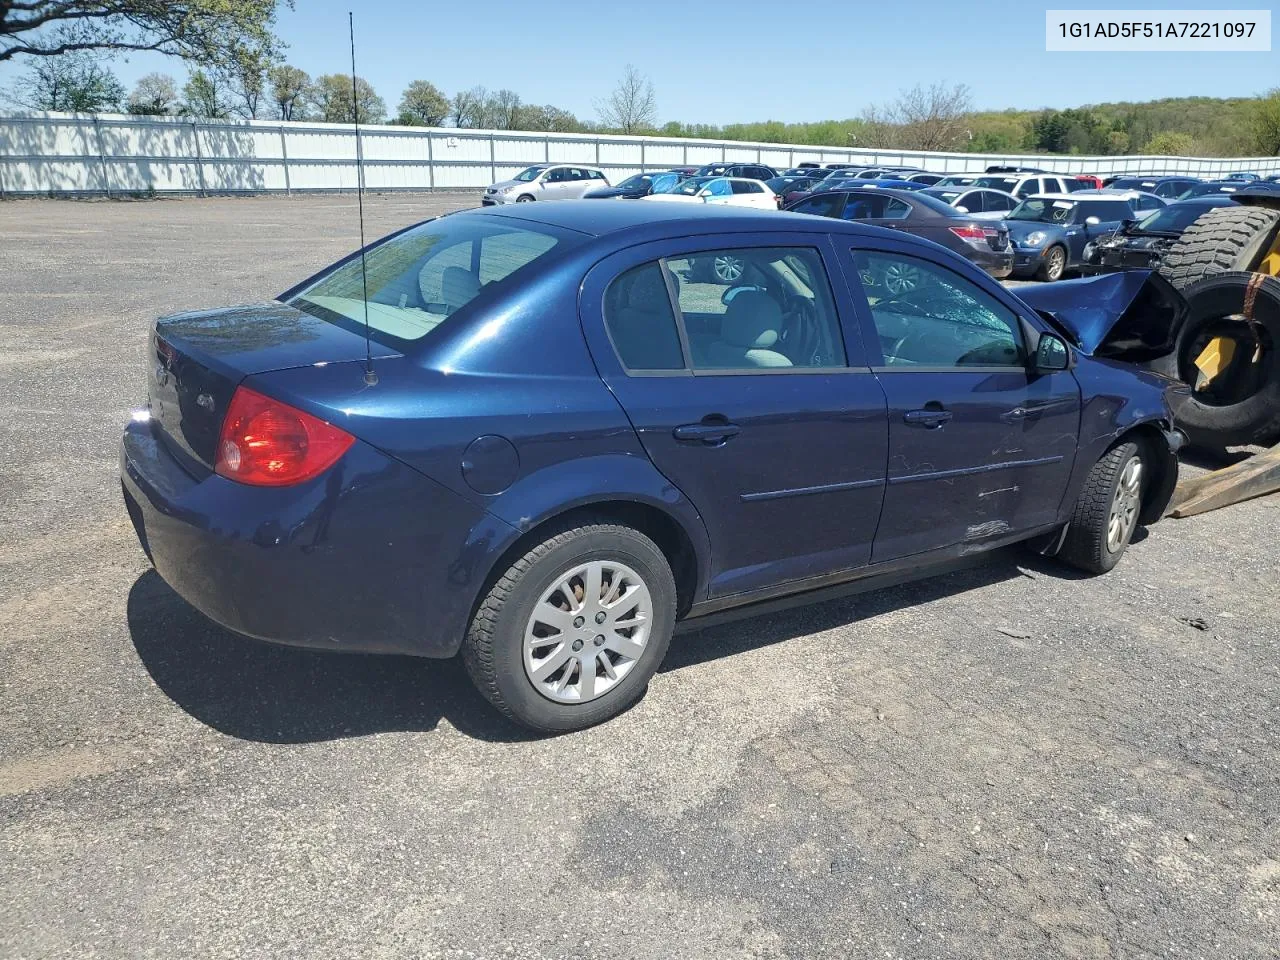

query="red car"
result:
[1075,174,1103,189]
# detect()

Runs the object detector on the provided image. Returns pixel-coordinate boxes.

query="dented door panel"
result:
[870,369,1081,562]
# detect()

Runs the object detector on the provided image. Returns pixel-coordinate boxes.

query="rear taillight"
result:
[948,224,986,241]
[215,386,354,487]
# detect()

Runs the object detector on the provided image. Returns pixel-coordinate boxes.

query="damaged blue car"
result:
[121,202,1185,732]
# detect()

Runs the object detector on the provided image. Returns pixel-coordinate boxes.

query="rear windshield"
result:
[1135,201,1232,233]
[971,176,1019,192]
[285,215,577,344]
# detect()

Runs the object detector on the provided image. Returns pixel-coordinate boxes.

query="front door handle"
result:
[903,408,953,428]
[673,422,741,444]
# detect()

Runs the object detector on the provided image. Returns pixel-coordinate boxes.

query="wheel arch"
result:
[474,499,706,629]
[1114,421,1179,524]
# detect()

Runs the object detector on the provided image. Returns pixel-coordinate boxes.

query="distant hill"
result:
[656,94,1278,158]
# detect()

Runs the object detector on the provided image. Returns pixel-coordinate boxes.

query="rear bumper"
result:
[121,419,513,658]
[968,249,1014,279]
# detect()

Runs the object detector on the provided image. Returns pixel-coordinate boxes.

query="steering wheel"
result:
[780,297,822,365]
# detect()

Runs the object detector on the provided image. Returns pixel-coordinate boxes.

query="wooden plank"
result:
[1169,443,1280,518]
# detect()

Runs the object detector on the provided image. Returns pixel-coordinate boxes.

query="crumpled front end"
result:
[1013,270,1188,363]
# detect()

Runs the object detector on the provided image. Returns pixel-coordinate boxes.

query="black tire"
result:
[1158,205,1280,290]
[1036,244,1067,282]
[462,522,676,733]
[1146,272,1280,448]
[1058,441,1145,575]
[516,194,535,203]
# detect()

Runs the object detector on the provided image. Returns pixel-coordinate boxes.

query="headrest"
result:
[721,291,783,348]
[627,267,671,312]
[441,266,481,308]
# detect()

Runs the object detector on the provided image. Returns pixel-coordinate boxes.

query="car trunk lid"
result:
[148,302,399,471]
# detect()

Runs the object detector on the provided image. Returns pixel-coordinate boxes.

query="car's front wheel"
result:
[1057,440,1145,574]
[516,194,535,202]
[1038,244,1067,282]
[463,521,676,733]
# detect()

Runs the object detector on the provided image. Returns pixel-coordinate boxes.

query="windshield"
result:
[1180,183,1237,198]
[617,174,658,190]
[1135,202,1228,234]
[670,176,715,196]
[928,190,962,203]
[1109,178,1157,190]
[512,166,546,183]
[1008,198,1076,223]
[971,176,1019,192]
[936,175,977,187]
[286,216,576,344]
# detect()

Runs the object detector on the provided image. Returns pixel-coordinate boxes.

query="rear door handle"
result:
[903,409,953,428]
[673,422,741,443]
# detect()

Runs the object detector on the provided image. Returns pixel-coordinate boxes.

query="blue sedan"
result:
[121,202,1183,731]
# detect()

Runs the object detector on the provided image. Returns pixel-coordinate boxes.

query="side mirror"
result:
[1034,333,1070,372]
[955,205,969,213]
[1084,215,1101,226]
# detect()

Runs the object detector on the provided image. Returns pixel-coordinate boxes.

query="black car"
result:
[692,162,778,181]
[785,186,1014,280]
[584,170,686,200]
[1082,197,1237,274]
[1178,180,1247,199]
[765,175,824,203]
[1104,175,1202,200]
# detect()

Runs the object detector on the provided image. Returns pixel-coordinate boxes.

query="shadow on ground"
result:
[129,551,1055,745]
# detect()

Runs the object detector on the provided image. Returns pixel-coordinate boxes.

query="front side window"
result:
[704,179,732,197]
[513,166,545,183]
[851,251,1023,368]
[662,247,847,370]
[287,217,573,344]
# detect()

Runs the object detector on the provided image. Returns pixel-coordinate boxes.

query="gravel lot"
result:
[1,194,1277,960]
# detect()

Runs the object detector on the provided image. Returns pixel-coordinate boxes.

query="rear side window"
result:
[791,193,844,217]
[603,263,685,371]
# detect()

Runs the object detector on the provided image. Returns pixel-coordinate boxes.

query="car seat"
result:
[705,291,792,368]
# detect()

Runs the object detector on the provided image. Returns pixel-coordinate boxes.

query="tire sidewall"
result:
[1096,443,1142,571]
[485,530,676,732]
[516,194,535,202]
[1149,273,1280,447]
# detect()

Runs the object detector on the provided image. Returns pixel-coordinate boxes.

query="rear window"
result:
[285,215,576,344]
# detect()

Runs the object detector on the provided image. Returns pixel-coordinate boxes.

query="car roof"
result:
[1022,192,1124,202]
[467,198,876,238]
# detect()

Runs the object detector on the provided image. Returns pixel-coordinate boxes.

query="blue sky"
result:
[3,0,1277,122]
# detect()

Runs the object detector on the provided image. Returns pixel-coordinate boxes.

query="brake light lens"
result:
[215,386,354,487]
[948,224,987,240]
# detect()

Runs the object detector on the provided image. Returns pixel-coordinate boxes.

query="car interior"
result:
[852,252,1023,367]
[604,249,846,371]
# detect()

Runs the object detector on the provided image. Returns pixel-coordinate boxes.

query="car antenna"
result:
[349,11,377,387]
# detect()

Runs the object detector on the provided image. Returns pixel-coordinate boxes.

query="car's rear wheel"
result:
[462,521,676,733]
[1037,244,1067,282]
[1057,440,1145,574]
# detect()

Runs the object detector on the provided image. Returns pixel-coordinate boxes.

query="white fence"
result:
[1,110,1278,196]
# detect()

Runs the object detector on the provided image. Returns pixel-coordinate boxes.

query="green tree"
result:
[0,1,289,67]
[17,53,125,111]
[220,46,270,119]
[1105,130,1131,154]
[267,64,310,121]
[181,69,230,118]
[127,72,177,115]
[1145,131,1196,155]
[396,80,449,127]
[1248,88,1280,156]
[309,74,385,124]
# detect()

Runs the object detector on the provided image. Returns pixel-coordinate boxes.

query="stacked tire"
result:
[1153,202,1280,449]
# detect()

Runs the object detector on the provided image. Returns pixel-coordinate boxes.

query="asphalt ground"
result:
[1,194,1277,960]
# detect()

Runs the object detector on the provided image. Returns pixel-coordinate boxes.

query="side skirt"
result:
[676,523,1061,634]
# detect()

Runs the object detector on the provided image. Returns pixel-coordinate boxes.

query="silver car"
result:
[482,164,610,205]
